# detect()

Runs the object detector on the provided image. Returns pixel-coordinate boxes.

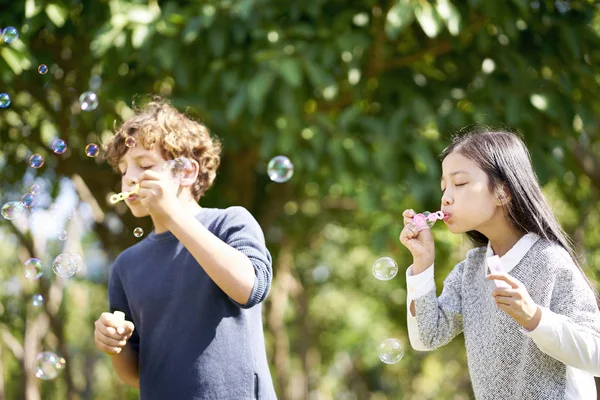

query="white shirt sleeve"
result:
[406,264,435,351]
[522,306,600,376]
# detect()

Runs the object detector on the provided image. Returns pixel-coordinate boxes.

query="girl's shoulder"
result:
[527,237,573,271]
[464,245,487,265]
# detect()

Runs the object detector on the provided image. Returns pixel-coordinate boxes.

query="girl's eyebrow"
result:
[441,170,468,182]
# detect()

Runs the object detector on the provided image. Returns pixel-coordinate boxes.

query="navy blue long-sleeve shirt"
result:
[108,206,277,399]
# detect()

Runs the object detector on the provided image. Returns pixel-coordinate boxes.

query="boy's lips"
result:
[127,194,138,201]
[442,212,451,221]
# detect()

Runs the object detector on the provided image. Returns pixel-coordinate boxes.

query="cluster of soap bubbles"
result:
[371,256,404,364]
[0,26,132,383]
[22,252,84,280]
[0,27,17,109]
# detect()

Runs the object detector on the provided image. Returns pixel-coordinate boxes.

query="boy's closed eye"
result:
[119,165,154,176]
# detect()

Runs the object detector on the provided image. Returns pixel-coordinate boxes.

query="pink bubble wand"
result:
[412,211,446,231]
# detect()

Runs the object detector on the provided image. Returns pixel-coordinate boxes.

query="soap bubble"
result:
[372,257,398,281]
[2,27,18,44]
[85,143,99,157]
[32,294,44,307]
[1,201,25,220]
[133,227,144,238]
[71,252,85,273]
[52,253,77,278]
[57,230,67,241]
[34,352,66,380]
[29,154,44,168]
[38,64,48,74]
[378,338,404,364]
[67,208,77,220]
[125,137,136,148]
[29,184,41,195]
[79,91,98,111]
[0,93,10,108]
[21,193,36,208]
[51,139,67,154]
[23,258,43,280]
[267,155,294,183]
[162,157,193,183]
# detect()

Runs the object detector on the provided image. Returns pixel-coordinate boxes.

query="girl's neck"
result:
[479,212,525,257]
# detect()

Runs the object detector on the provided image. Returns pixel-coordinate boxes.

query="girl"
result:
[400,129,600,399]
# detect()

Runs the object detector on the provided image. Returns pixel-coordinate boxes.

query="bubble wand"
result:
[109,184,140,204]
[412,211,446,231]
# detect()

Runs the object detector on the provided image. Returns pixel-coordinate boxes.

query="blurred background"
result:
[1,0,600,399]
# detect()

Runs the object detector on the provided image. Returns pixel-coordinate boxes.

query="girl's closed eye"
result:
[441,182,467,193]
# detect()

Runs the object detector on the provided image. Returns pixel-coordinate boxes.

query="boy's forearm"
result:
[110,344,140,388]
[166,210,255,304]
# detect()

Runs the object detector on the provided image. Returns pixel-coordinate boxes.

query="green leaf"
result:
[182,17,202,44]
[209,28,226,57]
[414,1,442,38]
[25,0,42,18]
[278,59,303,88]
[127,5,157,24]
[1,47,28,75]
[45,4,68,27]
[436,0,461,36]
[247,70,275,116]
[304,60,333,88]
[226,85,247,122]
[131,25,150,49]
[385,1,414,40]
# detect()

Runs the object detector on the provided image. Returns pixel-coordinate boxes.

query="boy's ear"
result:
[178,159,199,187]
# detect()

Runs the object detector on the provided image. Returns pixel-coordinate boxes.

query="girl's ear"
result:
[496,186,511,206]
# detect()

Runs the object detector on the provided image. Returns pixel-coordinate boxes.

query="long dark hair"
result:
[440,127,600,308]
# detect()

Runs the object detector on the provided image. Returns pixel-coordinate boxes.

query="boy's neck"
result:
[151,200,203,234]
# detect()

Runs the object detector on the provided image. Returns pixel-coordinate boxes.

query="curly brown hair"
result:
[102,97,222,201]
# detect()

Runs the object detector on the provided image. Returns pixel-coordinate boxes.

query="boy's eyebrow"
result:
[118,154,155,168]
[440,170,468,181]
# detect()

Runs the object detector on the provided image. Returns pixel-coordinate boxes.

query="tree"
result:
[1,0,599,398]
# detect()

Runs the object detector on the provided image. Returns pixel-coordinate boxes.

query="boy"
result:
[93,99,277,399]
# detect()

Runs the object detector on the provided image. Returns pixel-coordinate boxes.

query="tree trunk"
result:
[266,239,298,400]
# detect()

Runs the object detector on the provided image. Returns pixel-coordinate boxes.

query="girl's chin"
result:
[444,221,465,234]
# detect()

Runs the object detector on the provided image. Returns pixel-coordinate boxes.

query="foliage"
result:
[1,0,600,398]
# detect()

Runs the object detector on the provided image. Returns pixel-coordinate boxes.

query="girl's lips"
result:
[127,194,138,202]
[443,212,451,221]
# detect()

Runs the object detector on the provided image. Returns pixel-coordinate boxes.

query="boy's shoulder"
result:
[198,205,260,228]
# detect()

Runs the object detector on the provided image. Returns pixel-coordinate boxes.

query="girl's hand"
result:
[399,209,435,273]
[486,274,542,331]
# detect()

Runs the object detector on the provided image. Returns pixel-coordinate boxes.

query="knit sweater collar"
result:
[485,232,541,274]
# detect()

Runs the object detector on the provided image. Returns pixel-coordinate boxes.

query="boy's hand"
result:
[94,312,135,355]
[137,169,180,223]
[486,274,541,331]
